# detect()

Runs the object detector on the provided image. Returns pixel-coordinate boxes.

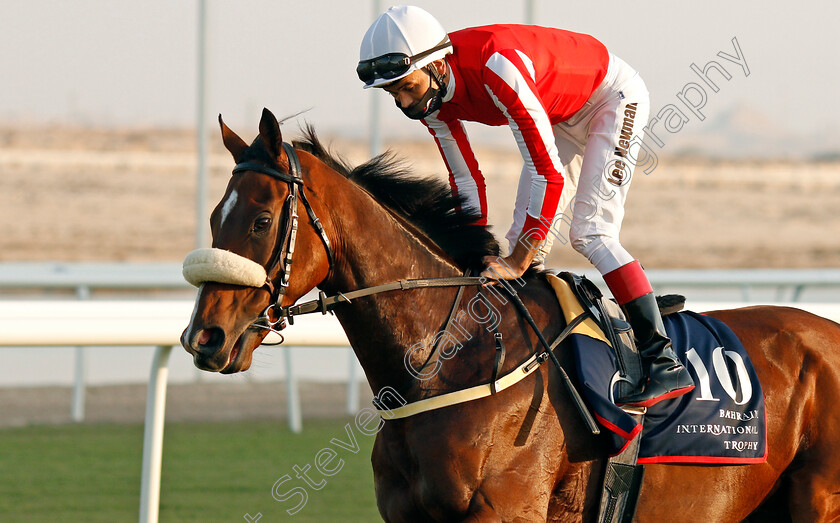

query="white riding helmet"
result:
[357,5,452,89]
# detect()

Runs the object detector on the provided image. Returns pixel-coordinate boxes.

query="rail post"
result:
[139,345,173,523]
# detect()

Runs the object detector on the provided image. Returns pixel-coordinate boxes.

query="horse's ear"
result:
[218,114,248,162]
[258,107,283,162]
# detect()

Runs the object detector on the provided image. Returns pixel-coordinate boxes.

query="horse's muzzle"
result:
[182,325,236,372]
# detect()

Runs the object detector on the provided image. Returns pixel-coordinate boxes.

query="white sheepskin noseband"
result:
[182,248,268,288]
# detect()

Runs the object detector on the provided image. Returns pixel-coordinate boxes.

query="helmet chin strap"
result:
[426,63,448,98]
[398,63,448,120]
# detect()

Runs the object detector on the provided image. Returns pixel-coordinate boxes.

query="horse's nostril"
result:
[197,330,212,345]
[196,327,225,352]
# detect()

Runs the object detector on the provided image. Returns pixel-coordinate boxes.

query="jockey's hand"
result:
[480,235,541,281]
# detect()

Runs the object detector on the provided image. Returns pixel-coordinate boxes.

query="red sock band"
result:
[603,260,653,305]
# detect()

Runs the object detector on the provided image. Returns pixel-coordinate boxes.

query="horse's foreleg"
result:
[787,465,840,521]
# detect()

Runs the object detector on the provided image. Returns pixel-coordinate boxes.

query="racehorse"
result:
[181,108,840,521]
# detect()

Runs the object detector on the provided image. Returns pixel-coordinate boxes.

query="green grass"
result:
[0,419,381,522]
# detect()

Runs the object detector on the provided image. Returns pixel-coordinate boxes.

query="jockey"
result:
[356,5,694,407]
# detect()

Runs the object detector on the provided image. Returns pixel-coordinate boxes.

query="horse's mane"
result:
[291,125,501,273]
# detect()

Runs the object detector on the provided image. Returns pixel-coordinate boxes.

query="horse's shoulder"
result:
[522,273,562,308]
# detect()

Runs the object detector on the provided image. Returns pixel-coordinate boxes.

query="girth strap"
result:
[597,407,646,523]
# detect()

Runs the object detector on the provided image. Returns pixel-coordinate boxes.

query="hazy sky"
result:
[2,1,839,146]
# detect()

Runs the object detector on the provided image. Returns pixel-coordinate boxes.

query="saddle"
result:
[558,272,640,397]
[552,271,685,523]
[556,272,685,387]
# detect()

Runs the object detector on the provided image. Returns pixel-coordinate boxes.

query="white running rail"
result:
[0,300,348,523]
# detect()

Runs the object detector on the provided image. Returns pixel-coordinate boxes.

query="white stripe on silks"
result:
[427,118,482,216]
[484,52,562,172]
[484,52,563,217]
[514,50,536,80]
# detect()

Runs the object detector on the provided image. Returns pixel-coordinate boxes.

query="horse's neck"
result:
[321,183,464,394]
[335,208,457,289]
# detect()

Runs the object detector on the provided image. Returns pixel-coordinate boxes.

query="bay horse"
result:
[182,108,840,521]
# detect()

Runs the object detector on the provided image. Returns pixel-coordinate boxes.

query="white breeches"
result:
[505,54,651,274]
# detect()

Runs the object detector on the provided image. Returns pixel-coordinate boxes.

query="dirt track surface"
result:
[2,125,840,268]
[2,126,839,426]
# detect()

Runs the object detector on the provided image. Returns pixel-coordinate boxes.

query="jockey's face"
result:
[383,69,432,110]
[382,59,447,111]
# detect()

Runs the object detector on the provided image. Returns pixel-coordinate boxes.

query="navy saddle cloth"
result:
[572,309,767,464]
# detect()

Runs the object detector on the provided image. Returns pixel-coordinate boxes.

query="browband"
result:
[185,142,333,300]
[231,161,301,184]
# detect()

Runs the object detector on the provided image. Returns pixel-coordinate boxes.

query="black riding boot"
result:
[616,293,694,407]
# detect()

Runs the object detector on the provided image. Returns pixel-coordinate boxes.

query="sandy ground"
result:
[2,125,839,268]
[1,125,839,426]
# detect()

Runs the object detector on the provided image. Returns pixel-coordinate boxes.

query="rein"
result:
[185,143,597,429]
[278,275,485,323]
[206,143,487,342]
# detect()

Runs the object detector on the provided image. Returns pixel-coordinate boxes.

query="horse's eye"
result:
[253,217,272,233]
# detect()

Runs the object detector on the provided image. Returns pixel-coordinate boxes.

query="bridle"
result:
[198,141,599,431]
[232,142,334,338]
[233,143,484,341]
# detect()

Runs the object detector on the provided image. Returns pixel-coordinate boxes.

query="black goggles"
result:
[357,40,451,86]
